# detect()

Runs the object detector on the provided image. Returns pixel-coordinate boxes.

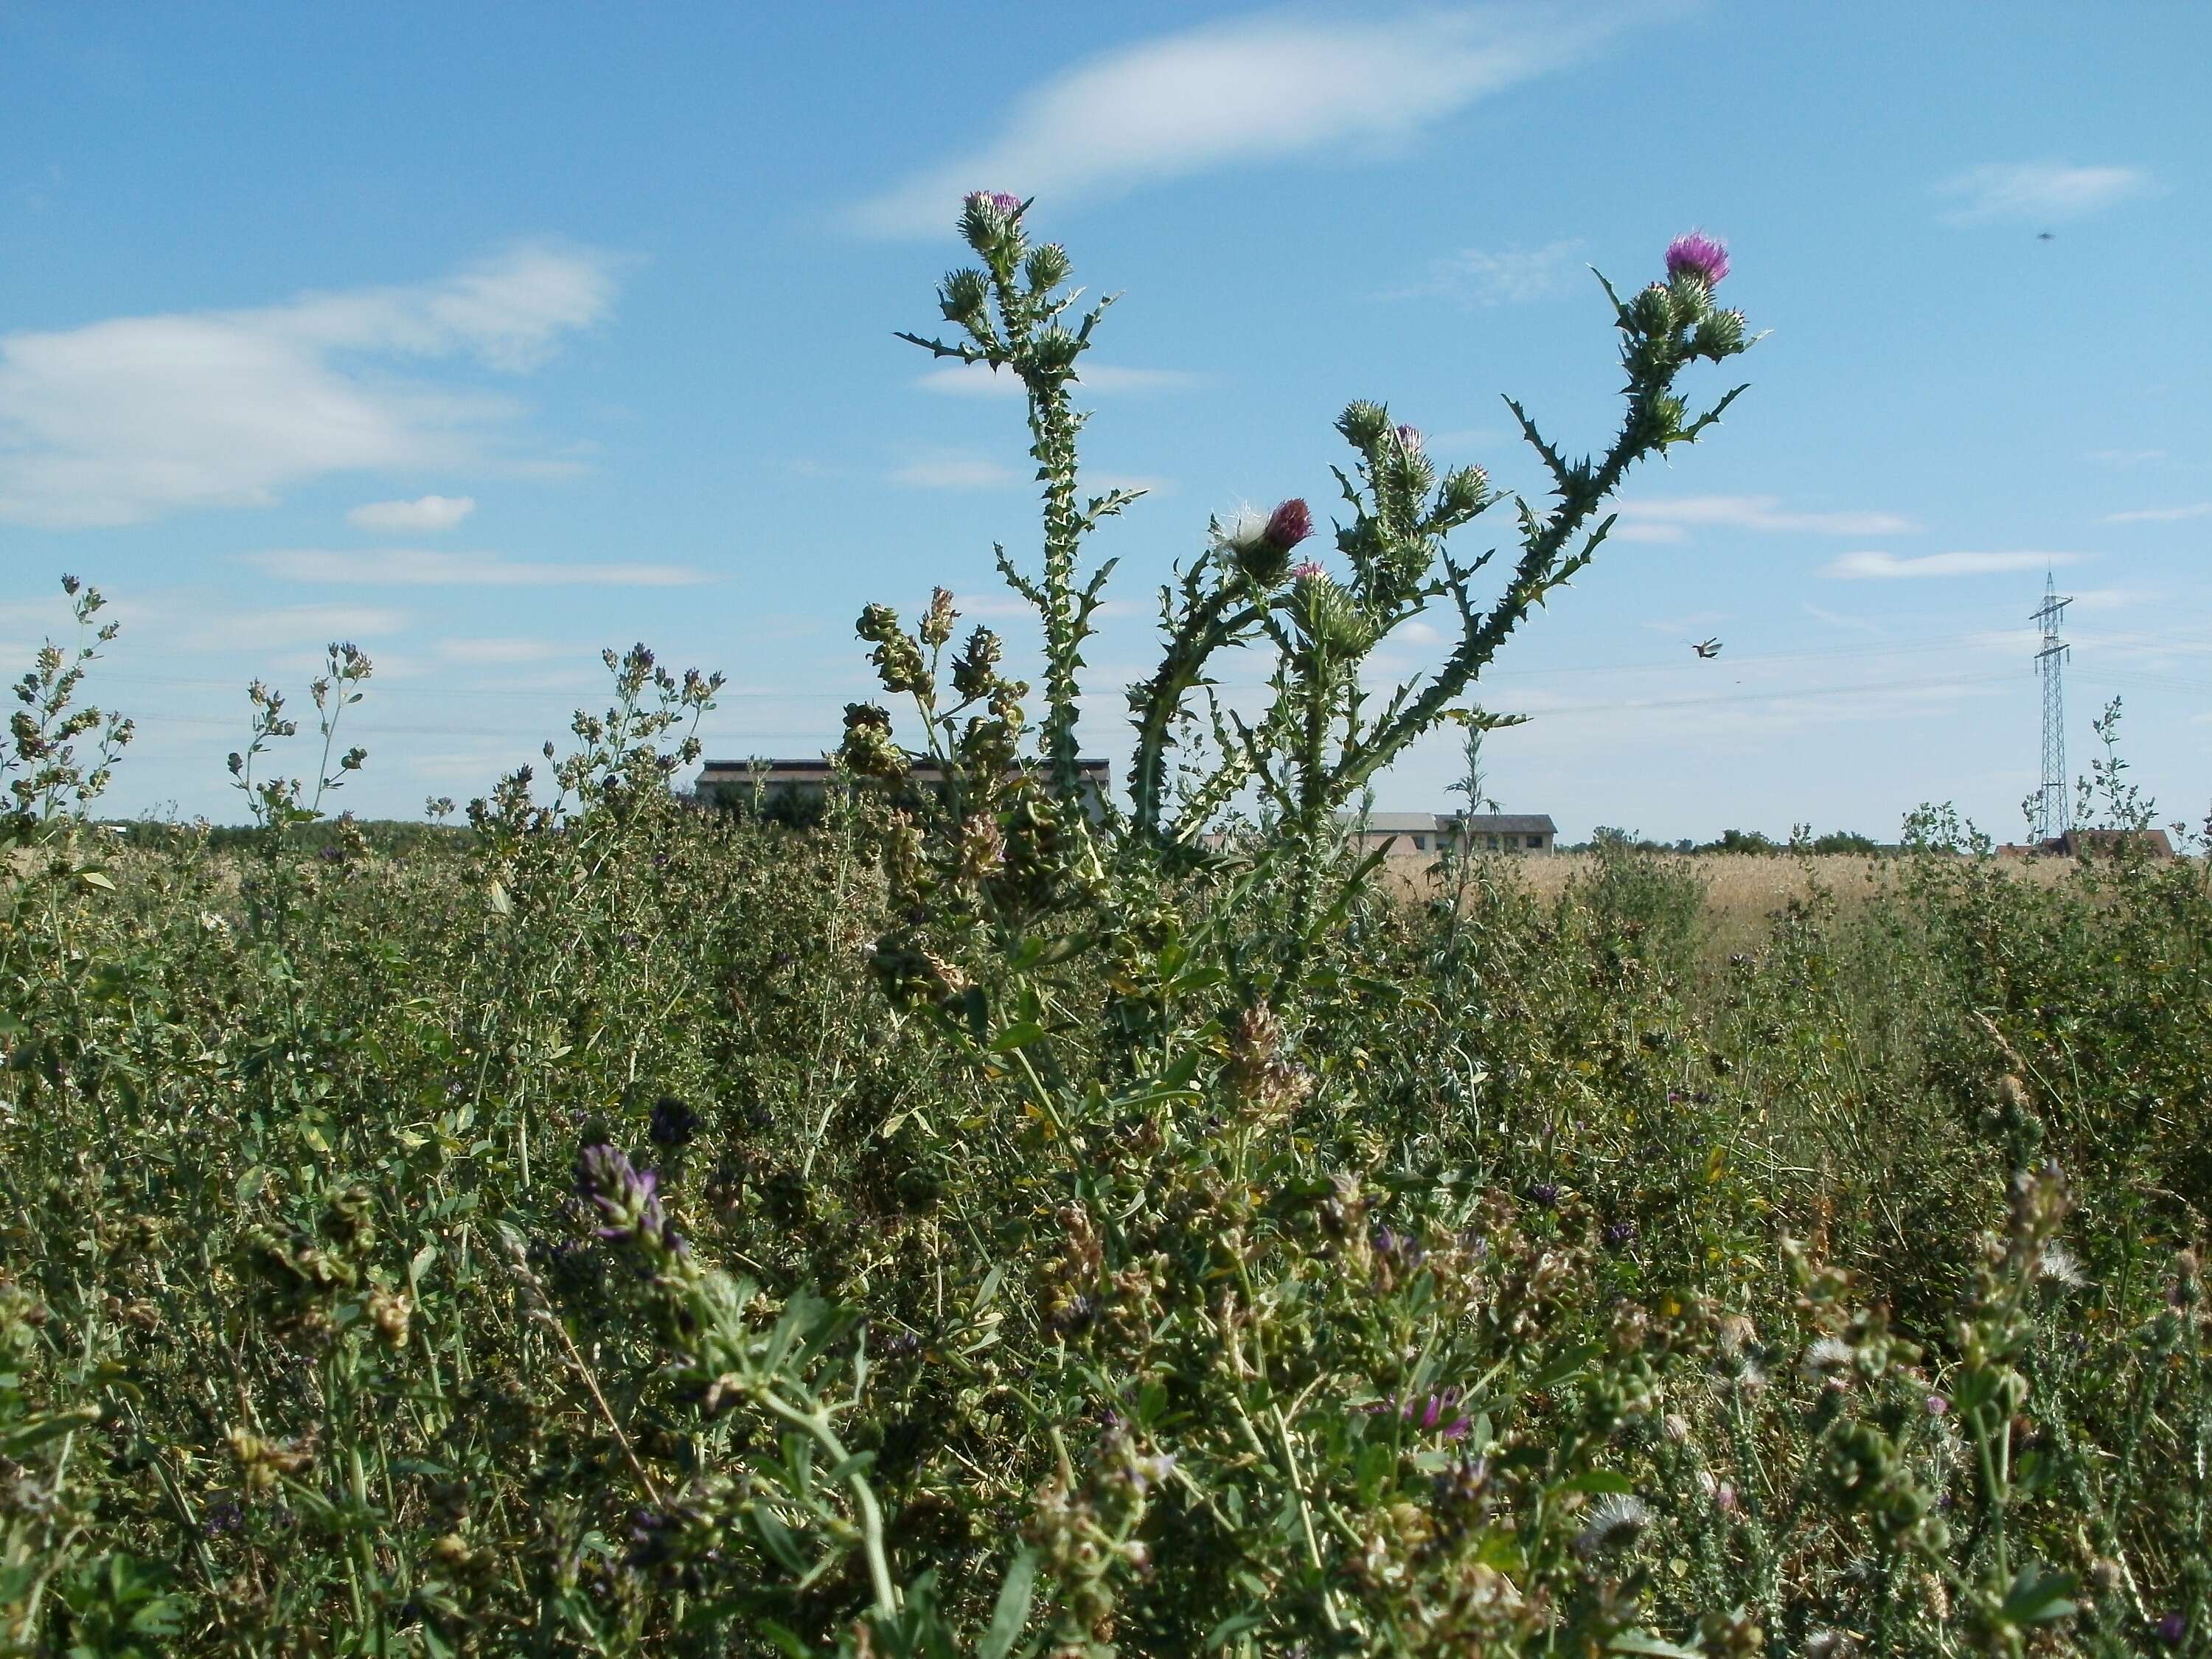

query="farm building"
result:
[695,756,1113,823]
[1335,812,1559,856]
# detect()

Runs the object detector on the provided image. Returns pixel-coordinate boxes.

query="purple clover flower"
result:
[1666,232,1731,288]
[1264,498,1313,552]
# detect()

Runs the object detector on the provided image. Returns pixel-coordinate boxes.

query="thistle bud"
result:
[1632,282,1677,335]
[959,191,1026,263]
[1031,327,1081,375]
[1336,400,1391,448]
[1436,465,1492,522]
[939,268,990,325]
[1394,424,1424,454]
[1023,242,1071,292]
[1692,308,1747,359]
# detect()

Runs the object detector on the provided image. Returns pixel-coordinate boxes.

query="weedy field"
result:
[3,198,2209,1658]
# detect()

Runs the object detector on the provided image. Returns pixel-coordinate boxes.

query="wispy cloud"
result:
[888,451,1018,490]
[849,5,1631,237]
[1617,495,1919,543]
[241,549,710,586]
[1933,161,2153,226]
[1823,551,2087,580]
[0,246,619,529]
[2105,501,2211,524]
[1384,239,1585,306]
[349,494,477,532]
[185,603,408,650]
[435,638,574,665]
[2086,448,2167,468]
[914,364,1204,397]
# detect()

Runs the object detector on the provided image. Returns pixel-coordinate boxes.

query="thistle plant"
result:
[896,191,1144,805]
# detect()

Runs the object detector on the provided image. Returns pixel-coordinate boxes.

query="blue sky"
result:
[2,1,2206,841]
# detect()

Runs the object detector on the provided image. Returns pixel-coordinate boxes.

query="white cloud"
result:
[349,494,477,532]
[2105,501,2211,524]
[888,451,1018,490]
[436,637,571,664]
[849,5,1630,236]
[1822,551,2087,580]
[1385,239,1585,306]
[184,604,408,650]
[1617,495,1919,541]
[240,549,711,586]
[1933,162,2153,226]
[0,246,619,529]
[2087,448,2167,467]
[914,364,1203,397]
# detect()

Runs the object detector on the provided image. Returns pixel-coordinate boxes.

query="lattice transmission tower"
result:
[2031,569,2072,841]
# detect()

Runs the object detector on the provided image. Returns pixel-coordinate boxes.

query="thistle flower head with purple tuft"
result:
[1666,231,1731,288]
[965,190,1023,218]
[1291,560,1326,583]
[1264,498,1312,552]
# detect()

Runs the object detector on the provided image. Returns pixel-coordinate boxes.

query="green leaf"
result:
[988,1021,1046,1054]
[1206,1611,1266,1649]
[77,869,116,892]
[0,1403,100,1458]
[977,1548,1038,1659]
[1609,1632,1704,1658]
[751,1503,810,1576]
[2000,1564,2078,1627]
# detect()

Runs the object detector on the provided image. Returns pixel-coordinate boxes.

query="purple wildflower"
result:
[1666,231,1731,288]
[965,190,1023,218]
[1527,1181,1560,1210]
[1263,498,1313,552]
[1291,560,1326,582]
[1403,1385,1472,1439]
[1924,1393,1950,1418]
[575,1143,683,1256]
[1394,424,1424,454]
[1603,1220,1638,1250]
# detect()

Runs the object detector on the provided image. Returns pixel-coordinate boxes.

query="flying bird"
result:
[2037,231,2054,241]
[1691,638,1722,659]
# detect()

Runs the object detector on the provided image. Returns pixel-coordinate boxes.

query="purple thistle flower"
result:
[1666,231,1731,288]
[1527,1181,1560,1210]
[1291,560,1326,582]
[964,190,1023,218]
[1263,498,1313,552]
[1394,424,1424,454]
[1924,1392,1950,1417]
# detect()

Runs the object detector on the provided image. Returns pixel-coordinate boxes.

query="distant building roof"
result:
[2057,827,2174,859]
[1333,811,1557,836]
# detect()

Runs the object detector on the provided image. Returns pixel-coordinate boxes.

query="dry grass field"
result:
[1381,849,2091,959]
